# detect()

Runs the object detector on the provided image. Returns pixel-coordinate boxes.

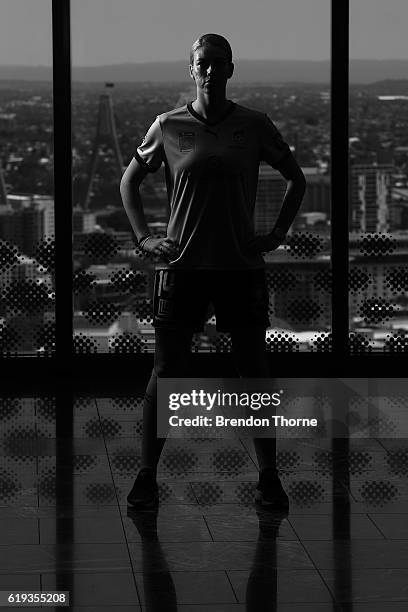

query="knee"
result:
[153,360,188,378]
[153,328,192,377]
[153,361,170,378]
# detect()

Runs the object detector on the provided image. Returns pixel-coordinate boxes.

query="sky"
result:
[1,0,408,66]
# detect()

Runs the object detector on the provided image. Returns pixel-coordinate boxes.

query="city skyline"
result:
[1,76,408,353]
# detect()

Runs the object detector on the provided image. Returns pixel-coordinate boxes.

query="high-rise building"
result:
[0,254,52,288]
[255,164,287,233]
[302,169,330,215]
[0,195,54,256]
[73,206,96,233]
[350,163,394,233]
[391,186,408,231]
[255,165,330,233]
[35,196,54,239]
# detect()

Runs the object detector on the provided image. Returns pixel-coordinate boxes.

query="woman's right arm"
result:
[120,157,179,260]
[120,157,150,243]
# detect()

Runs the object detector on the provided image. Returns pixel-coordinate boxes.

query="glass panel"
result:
[71,0,331,354]
[0,1,54,357]
[349,0,408,353]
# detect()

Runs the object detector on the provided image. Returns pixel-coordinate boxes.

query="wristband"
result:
[138,235,152,250]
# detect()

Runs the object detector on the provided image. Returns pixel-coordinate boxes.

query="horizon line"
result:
[2,57,408,68]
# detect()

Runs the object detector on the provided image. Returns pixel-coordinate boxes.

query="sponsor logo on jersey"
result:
[179,132,195,151]
[228,129,246,149]
[233,130,245,143]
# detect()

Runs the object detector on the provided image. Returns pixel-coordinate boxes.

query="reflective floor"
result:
[1,393,408,610]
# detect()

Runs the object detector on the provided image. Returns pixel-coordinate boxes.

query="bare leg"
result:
[230,327,276,472]
[141,327,194,474]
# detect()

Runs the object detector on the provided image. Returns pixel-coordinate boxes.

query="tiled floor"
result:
[1,394,408,610]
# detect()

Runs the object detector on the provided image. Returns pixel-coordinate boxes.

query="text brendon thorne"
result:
[169,414,318,428]
[157,379,323,438]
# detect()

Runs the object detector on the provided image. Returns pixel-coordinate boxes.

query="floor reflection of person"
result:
[245,508,287,612]
[120,33,305,509]
[127,508,177,611]
[127,506,287,611]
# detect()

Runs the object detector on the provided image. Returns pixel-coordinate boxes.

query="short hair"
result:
[190,34,233,65]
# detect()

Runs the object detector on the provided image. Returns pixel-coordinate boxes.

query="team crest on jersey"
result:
[232,130,245,143]
[179,132,195,151]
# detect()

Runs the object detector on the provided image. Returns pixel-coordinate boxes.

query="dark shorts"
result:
[153,268,270,332]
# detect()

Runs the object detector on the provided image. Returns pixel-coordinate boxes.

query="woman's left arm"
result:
[249,152,306,253]
[272,151,306,236]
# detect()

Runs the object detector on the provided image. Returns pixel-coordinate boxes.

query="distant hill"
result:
[361,79,408,94]
[1,60,408,84]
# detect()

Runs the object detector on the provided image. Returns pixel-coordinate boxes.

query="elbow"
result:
[296,172,306,195]
[289,172,306,194]
[297,167,306,187]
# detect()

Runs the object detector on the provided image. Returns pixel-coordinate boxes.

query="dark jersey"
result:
[135,102,290,269]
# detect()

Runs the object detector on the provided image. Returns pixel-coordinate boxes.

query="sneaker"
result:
[255,468,289,510]
[127,468,159,507]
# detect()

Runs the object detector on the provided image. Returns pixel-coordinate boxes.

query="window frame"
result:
[2,0,406,388]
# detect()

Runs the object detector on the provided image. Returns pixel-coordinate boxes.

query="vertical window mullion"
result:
[52,0,73,371]
[331,0,350,357]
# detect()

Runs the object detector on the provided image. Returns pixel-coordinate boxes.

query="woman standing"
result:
[120,33,306,509]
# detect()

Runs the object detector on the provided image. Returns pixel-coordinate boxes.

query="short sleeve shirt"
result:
[135,102,290,269]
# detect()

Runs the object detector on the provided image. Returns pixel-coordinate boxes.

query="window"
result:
[70,0,331,355]
[5,1,403,377]
[0,0,54,358]
[349,0,408,354]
